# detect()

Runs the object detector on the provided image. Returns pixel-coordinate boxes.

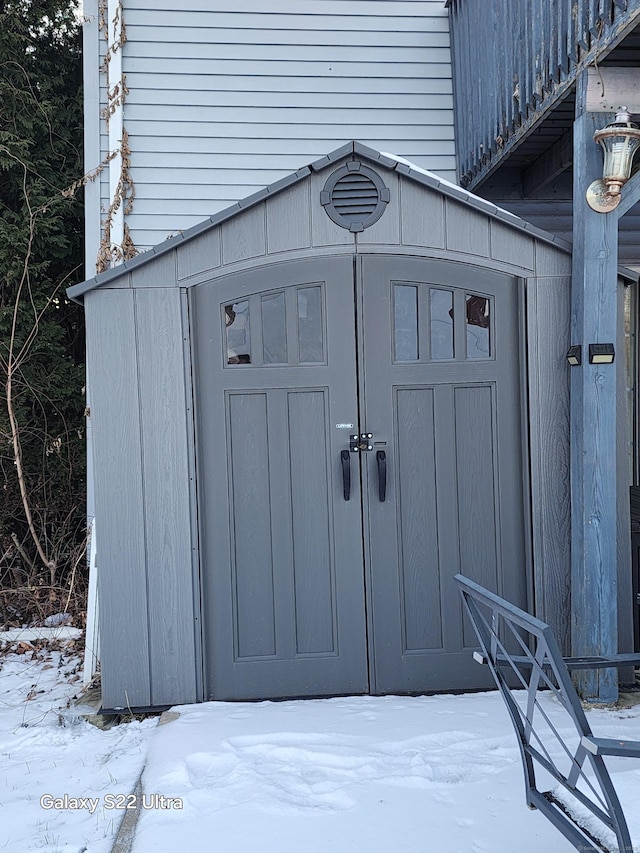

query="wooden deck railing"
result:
[446,0,640,188]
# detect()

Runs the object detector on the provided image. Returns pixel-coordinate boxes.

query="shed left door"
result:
[191,257,369,700]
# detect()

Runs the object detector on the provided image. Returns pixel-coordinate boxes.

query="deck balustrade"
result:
[447,0,640,188]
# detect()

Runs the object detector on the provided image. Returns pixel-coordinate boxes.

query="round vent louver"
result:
[320,161,390,232]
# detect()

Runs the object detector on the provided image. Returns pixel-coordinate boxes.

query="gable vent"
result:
[320,161,390,232]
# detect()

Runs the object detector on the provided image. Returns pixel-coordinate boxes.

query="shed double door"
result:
[192,255,526,701]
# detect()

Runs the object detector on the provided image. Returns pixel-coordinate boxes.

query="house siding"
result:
[85,0,456,266]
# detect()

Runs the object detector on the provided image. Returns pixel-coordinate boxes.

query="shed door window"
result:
[393,284,492,363]
[225,301,251,364]
[224,284,325,367]
[465,294,491,359]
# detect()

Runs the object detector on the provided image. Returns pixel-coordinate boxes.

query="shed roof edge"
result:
[69,142,572,302]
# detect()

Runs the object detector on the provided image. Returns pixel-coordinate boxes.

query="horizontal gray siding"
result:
[126,0,452,18]
[124,9,450,37]
[126,74,451,94]
[106,0,456,252]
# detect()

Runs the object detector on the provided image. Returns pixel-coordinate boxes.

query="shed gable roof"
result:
[68,141,572,301]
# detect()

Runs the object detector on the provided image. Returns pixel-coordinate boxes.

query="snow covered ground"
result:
[3,642,640,853]
[0,644,155,853]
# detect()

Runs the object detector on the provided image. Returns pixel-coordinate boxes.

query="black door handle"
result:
[376,450,386,502]
[340,450,351,501]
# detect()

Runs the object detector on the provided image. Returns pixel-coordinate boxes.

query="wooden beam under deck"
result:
[523,128,573,197]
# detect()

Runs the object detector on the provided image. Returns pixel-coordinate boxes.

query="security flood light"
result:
[588,343,615,364]
[587,108,640,212]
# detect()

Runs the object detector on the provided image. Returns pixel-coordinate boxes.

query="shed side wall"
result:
[86,286,198,709]
[618,279,634,659]
[135,287,198,706]
[85,289,151,709]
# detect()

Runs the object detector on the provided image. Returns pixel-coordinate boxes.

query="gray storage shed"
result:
[70,143,579,712]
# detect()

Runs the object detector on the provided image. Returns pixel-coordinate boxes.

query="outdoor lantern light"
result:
[566,345,582,366]
[587,108,640,212]
[588,343,615,364]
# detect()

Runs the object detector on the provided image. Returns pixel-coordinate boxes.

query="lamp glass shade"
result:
[594,110,640,195]
[600,134,640,184]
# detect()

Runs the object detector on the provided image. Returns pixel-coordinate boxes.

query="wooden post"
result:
[571,73,619,702]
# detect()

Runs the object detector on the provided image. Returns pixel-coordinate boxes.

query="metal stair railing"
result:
[454,573,640,853]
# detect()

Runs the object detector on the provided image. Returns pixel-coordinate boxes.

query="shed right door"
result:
[358,255,527,694]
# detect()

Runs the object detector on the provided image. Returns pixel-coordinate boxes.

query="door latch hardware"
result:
[350,433,373,452]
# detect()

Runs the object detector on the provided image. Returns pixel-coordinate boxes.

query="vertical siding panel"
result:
[135,288,197,705]
[526,276,571,651]
[357,170,400,245]
[445,200,490,256]
[447,0,467,181]
[400,178,445,249]
[503,0,514,134]
[463,3,480,177]
[568,0,579,63]
[496,0,508,139]
[177,228,222,280]
[487,0,499,161]
[549,0,559,83]
[617,279,634,658]
[541,0,550,94]
[266,182,312,254]
[222,203,267,265]
[310,169,355,248]
[131,251,176,287]
[523,0,533,117]
[85,289,151,709]
[534,241,573,276]
[490,222,535,269]
[558,0,570,79]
